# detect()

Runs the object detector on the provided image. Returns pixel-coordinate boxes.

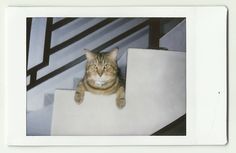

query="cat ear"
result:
[108,48,118,60]
[85,49,95,61]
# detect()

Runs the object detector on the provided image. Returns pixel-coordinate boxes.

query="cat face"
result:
[85,48,118,86]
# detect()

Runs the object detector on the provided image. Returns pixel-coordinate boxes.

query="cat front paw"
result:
[116,98,126,109]
[74,91,84,104]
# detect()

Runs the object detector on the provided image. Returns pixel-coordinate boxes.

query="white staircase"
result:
[50,49,186,136]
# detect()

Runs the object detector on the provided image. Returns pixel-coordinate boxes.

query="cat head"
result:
[84,48,119,81]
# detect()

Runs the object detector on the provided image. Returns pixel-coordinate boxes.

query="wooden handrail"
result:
[27,18,117,76]
[27,19,150,90]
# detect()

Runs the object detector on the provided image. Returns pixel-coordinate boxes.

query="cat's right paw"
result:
[74,91,84,104]
[116,98,126,109]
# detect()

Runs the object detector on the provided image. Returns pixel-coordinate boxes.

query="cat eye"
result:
[104,65,109,70]
[88,65,97,71]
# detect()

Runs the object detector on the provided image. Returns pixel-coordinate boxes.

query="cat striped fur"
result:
[74,48,126,109]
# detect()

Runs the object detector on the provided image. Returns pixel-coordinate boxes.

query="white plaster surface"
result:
[51,49,186,135]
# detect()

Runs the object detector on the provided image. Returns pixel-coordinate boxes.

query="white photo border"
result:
[5,6,227,146]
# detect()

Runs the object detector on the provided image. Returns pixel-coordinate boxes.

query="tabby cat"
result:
[74,48,126,109]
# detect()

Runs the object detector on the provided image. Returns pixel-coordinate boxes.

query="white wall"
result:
[160,20,186,52]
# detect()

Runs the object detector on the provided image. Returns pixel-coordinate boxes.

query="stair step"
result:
[27,104,53,136]
[51,49,186,136]
[44,93,54,107]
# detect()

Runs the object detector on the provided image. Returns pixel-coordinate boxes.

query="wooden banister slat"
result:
[51,18,77,31]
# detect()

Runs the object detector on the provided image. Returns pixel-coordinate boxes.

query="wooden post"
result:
[148,19,160,49]
[26,18,32,67]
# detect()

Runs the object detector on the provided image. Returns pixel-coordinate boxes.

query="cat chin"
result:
[86,75,117,86]
[95,81,105,87]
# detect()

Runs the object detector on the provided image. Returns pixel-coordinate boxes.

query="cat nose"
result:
[97,69,104,77]
[98,71,103,77]
[98,73,102,77]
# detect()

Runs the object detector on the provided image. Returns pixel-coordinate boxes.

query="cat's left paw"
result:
[116,98,126,109]
[74,91,84,104]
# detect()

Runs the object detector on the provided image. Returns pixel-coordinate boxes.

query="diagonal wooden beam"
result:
[50,18,118,54]
[51,18,77,31]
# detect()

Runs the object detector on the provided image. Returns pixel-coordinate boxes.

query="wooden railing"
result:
[27,17,181,90]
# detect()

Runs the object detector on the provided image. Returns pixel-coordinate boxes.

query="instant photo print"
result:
[6,6,227,146]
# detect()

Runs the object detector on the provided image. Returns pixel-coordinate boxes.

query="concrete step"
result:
[27,104,53,136]
[51,49,186,136]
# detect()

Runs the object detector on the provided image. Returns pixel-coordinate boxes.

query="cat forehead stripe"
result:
[96,54,105,63]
